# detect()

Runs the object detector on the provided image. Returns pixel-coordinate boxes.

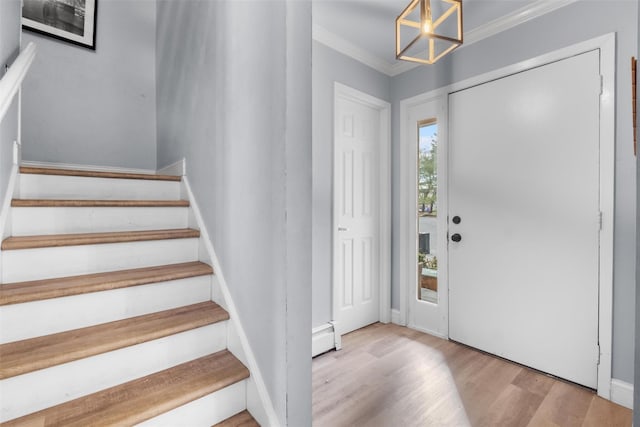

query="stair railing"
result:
[0,42,36,124]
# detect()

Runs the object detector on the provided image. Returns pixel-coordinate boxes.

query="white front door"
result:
[448,50,601,388]
[334,91,381,336]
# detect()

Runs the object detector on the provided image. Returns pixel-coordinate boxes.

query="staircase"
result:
[0,166,260,426]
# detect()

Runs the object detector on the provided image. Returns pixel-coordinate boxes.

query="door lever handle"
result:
[338,227,348,232]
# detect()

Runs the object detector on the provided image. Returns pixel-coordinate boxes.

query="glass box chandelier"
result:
[396,0,463,65]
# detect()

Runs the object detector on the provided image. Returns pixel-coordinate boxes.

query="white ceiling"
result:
[312,0,538,73]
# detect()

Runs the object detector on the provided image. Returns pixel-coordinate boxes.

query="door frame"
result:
[401,95,450,338]
[332,82,392,340]
[398,33,615,398]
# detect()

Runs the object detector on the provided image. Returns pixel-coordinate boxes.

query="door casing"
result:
[398,33,615,398]
[404,97,450,338]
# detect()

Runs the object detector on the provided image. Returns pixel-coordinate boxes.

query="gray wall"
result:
[0,0,21,205]
[156,1,311,425]
[312,41,391,328]
[21,0,157,170]
[391,0,637,384]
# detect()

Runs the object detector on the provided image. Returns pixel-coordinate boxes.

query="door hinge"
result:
[598,211,603,230]
[599,75,604,96]
[597,344,601,365]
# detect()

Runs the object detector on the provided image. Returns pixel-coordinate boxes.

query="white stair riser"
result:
[138,380,246,427]
[0,323,227,422]
[19,175,181,200]
[11,207,189,236]
[0,276,212,343]
[2,238,199,282]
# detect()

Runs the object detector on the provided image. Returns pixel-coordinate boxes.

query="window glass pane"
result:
[418,122,438,303]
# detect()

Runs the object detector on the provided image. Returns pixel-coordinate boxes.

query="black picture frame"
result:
[22,0,98,50]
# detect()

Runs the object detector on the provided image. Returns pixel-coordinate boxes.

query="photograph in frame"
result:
[22,0,97,50]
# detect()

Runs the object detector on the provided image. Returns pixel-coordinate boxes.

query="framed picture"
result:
[22,0,97,50]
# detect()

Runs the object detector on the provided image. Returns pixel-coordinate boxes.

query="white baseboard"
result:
[391,309,402,325]
[21,160,156,175]
[610,379,633,409]
[157,158,186,176]
[312,323,336,357]
[182,174,278,427]
[407,322,448,340]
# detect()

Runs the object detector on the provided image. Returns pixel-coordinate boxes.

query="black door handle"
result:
[452,216,461,224]
[451,233,462,242]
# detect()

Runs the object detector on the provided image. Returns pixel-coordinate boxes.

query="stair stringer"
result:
[0,159,19,283]
[181,173,279,427]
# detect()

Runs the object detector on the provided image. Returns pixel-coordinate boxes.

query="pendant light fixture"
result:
[396,0,463,65]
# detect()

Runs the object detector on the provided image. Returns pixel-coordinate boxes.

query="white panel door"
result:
[334,96,380,335]
[448,50,601,388]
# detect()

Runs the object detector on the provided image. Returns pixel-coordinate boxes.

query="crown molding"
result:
[313,0,580,77]
[465,0,579,47]
[312,24,395,76]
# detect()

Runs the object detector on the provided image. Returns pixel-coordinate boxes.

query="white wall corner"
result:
[157,158,186,176]
[246,376,269,427]
[610,379,634,410]
[181,174,279,427]
[391,309,402,325]
[312,323,337,357]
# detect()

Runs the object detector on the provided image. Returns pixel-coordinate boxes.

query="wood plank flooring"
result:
[19,166,182,181]
[1,228,200,250]
[312,323,631,427]
[213,410,260,427]
[0,261,213,305]
[3,350,248,426]
[11,199,190,207]
[0,301,228,379]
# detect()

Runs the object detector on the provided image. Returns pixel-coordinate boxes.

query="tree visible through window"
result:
[418,122,438,303]
[419,127,437,215]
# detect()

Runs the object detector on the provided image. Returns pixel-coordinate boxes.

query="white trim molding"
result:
[332,83,392,339]
[313,0,578,77]
[20,160,156,176]
[398,33,616,400]
[157,158,186,177]
[312,323,338,357]
[390,309,402,326]
[463,0,579,48]
[610,379,634,410]
[313,24,395,76]
[400,94,449,338]
[182,175,279,427]
[0,42,36,123]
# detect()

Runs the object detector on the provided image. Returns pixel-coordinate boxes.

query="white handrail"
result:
[0,42,36,124]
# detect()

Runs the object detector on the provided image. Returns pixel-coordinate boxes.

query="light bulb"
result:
[423,21,432,34]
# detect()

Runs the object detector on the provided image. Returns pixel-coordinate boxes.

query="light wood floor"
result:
[312,323,632,427]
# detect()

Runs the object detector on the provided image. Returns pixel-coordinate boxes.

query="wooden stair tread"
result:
[11,199,190,207]
[0,301,228,379]
[214,411,260,427]
[19,166,181,182]
[3,350,249,426]
[0,262,213,306]
[1,228,200,250]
